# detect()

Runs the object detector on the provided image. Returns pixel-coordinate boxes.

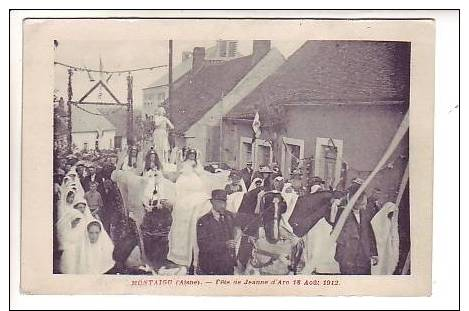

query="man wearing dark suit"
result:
[239,162,254,189]
[334,178,378,275]
[197,190,238,275]
[82,163,102,193]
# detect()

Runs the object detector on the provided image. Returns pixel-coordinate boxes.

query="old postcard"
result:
[15,12,434,296]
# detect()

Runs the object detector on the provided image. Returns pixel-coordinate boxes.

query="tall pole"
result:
[330,111,409,241]
[167,40,174,149]
[219,92,224,165]
[67,68,73,154]
[127,73,134,146]
[168,40,173,120]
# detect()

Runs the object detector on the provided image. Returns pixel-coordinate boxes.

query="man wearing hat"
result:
[240,161,254,190]
[196,189,238,275]
[255,165,274,192]
[333,177,378,275]
[225,170,244,195]
[270,162,282,180]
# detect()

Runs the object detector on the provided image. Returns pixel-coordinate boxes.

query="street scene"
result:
[53,39,411,276]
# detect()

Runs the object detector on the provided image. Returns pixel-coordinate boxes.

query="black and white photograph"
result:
[13,14,441,299]
[52,38,411,277]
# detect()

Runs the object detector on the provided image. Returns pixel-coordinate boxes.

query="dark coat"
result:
[82,173,103,192]
[240,167,254,189]
[196,211,237,275]
[334,207,378,275]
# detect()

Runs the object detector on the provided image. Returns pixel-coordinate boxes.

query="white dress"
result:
[371,202,400,275]
[153,116,172,162]
[57,207,94,274]
[167,161,211,267]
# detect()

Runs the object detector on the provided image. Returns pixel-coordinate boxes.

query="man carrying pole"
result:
[330,111,409,275]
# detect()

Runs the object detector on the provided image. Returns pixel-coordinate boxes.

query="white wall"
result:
[72,130,116,151]
[142,86,168,116]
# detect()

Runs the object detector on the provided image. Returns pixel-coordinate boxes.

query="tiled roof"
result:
[228,40,411,118]
[98,107,128,136]
[168,55,256,133]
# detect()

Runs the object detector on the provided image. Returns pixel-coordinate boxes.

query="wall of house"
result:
[284,104,408,200]
[225,104,408,201]
[142,86,168,117]
[72,130,116,151]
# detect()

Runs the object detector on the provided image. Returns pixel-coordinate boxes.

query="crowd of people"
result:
[52,106,401,276]
[53,140,401,276]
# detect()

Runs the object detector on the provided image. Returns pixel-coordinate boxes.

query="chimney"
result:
[252,40,271,65]
[192,47,206,72]
[181,51,192,62]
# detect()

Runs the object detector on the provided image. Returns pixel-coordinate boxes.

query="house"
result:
[166,40,285,165]
[97,107,129,150]
[71,105,117,151]
[142,40,243,117]
[225,40,411,200]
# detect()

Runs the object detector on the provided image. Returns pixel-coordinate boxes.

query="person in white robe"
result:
[299,197,341,275]
[61,168,85,198]
[371,202,399,275]
[76,220,115,274]
[57,199,94,274]
[167,158,212,269]
[57,189,76,221]
[152,107,174,165]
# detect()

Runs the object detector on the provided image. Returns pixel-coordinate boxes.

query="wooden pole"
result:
[67,69,73,153]
[219,92,224,166]
[168,40,173,120]
[127,73,134,146]
[330,111,409,241]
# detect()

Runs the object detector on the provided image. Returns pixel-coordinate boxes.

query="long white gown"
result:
[57,205,94,274]
[167,161,211,267]
[371,202,400,275]
[153,115,173,163]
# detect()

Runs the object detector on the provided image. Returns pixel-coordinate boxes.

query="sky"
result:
[54,40,305,109]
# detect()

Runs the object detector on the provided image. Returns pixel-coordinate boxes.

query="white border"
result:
[8,8,461,311]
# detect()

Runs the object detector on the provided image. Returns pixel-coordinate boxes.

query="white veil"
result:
[76,220,115,274]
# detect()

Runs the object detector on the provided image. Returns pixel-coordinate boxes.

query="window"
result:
[239,137,253,168]
[314,137,343,189]
[228,41,238,57]
[257,145,271,167]
[281,137,305,177]
[218,41,228,57]
[83,142,88,151]
[239,136,273,170]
